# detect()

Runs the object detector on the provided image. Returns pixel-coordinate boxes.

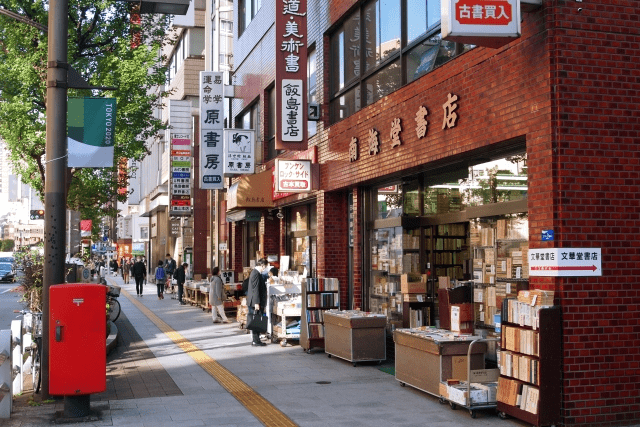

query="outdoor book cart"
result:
[266,282,302,346]
[438,338,500,419]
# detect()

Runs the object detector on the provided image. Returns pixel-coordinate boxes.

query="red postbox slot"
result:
[49,283,107,395]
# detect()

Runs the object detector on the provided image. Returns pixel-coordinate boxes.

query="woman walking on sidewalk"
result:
[210,267,230,323]
[154,260,166,300]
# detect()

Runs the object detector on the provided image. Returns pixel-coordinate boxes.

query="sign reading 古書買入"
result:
[275,159,311,193]
[441,0,521,49]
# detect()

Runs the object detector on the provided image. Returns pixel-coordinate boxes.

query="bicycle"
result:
[106,285,121,322]
[14,309,43,393]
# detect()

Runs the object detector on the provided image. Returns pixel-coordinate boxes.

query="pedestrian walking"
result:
[247,258,268,346]
[210,267,231,323]
[164,254,176,293]
[174,262,187,305]
[154,260,166,300]
[132,256,146,297]
[122,258,130,284]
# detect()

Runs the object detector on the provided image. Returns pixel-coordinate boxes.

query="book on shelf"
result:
[307,309,324,323]
[308,323,324,339]
[306,278,339,292]
[504,293,554,329]
[307,293,336,308]
[499,351,539,385]
[502,326,539,357]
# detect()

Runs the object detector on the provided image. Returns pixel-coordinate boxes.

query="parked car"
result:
[0,262,15,282]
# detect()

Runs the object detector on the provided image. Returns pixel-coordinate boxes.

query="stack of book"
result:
[497,377,539,414]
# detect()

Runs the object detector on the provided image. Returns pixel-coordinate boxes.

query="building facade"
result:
[228,0,640,425]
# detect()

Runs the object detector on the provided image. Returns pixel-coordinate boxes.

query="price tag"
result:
[516,267,522,279]
[506,283,511,294]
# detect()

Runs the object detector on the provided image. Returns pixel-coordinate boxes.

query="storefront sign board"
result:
[223,129,255,176]
[272,146,317,200]
[275,0,307,150]
[275,159,312,193]
[199,71,225,189]
[529,248,602,277]
[441,0,521,48]
[170,134,192,215]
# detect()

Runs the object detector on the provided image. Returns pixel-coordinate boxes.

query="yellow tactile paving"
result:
[121,287,298,427]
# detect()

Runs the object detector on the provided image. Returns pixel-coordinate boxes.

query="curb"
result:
[106,320,118,354]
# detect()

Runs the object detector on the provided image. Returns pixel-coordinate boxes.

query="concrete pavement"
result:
[3,275,528,426]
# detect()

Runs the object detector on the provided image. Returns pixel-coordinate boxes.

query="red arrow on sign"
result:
[531,265,598,272]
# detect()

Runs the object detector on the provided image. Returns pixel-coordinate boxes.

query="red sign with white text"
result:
[455,0,513,25]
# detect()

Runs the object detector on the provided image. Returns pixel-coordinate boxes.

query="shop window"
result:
[286,203,317,277]
[423,154,528,215]
[308,47,317,137]
[289,205,309,232]
[140,227,149,239]
[329,0,473,123]
[375,184,403,220]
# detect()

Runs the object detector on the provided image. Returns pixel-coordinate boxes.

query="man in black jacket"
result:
[246,258,268,346]
[174,262,188,305]
[132,257,147,297]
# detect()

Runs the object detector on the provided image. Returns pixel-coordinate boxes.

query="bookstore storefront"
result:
[364,147,529,332]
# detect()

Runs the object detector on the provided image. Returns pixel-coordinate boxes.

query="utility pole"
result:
[42,0,68,400]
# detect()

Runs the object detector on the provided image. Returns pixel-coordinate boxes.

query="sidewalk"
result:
[5,275,528,427]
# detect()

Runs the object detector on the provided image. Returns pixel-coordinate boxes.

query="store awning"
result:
[226,210,262,223]
[227,169,274,210]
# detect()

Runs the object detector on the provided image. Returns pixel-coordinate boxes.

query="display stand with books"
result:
[496,292,561,426]
[300,278,340,353]
[266,280,302,346]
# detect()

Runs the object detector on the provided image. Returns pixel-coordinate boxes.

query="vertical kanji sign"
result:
[276,0,307,150]
[170,134,192,215]
[200,71,224,189]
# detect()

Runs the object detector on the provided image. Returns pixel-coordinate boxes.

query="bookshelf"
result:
[425,223,470,281]
[300,278,340,353]
[497,298,561,426]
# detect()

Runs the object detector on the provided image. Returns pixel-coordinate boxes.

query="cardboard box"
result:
[401,274,428,294]
[447,383,489,406]
[439,382,449,398]
[438,276,451,289]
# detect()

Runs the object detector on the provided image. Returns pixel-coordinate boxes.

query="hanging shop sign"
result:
[529,248,602,277]
[170,220,181,237]
[275,159,311,193]
[223,129,255,176]
[275,0,307,150]
[199,71,225,189]
[441,0,521,49]
[272,146,317,200]
[170,134,192,215]
[67,97,116,168]
[132,242,145,256]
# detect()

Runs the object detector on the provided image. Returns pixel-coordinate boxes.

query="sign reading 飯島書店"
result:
[67,97,117,168]
[223,129,255,176]
[275,159,311,193]
[200,71,225,189]
[529,248,602,277]
[441,0,521,49]
[275,0,307,150]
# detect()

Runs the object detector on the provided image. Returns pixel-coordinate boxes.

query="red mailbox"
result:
[49,283,107,395]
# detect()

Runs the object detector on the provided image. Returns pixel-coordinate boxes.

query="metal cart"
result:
[266,282,302,346]
[438,338,500,419]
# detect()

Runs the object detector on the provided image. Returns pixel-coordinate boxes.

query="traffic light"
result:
[30,209,45,220]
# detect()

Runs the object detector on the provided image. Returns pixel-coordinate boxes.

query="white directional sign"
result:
[529,248,602,277]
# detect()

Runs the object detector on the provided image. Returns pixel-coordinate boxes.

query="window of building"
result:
[330,0,473,123]
[308,47,317,137]
[140,226,149,239]
[236,102,261,162]
[287,203,317,277]
[239,0,261,35]
[266,86,278,160]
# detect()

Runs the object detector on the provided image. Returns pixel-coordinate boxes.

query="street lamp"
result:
[42,0,190,415]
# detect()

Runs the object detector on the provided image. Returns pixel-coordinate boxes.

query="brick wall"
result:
[546,1,640,425]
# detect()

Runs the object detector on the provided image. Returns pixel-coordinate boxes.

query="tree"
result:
[0,0,172,238]
[1,239,16,252]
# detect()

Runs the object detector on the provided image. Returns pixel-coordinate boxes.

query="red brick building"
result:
[229,0,640,424]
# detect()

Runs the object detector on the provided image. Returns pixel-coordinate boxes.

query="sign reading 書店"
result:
[441,0,521,49]
[275,159,311,193]
[529,248,602,277]
[275,0,307,150]
[199,71,225,189]
[67,97,117,168]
